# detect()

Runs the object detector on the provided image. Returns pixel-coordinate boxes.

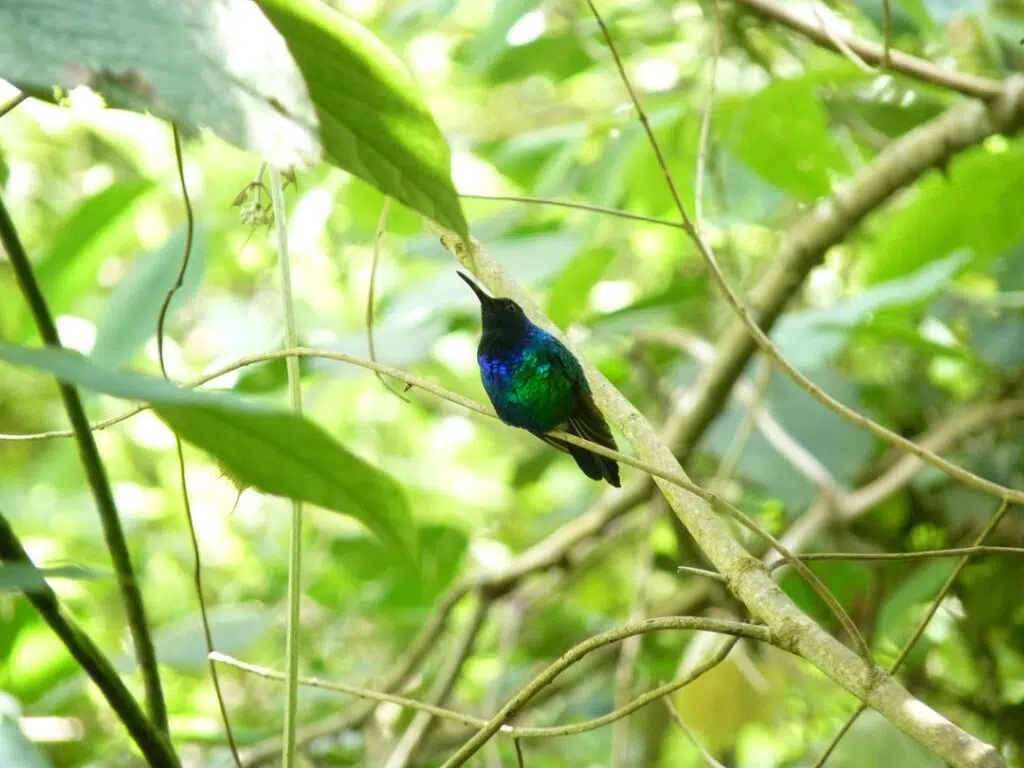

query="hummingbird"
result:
[458,271,621,487]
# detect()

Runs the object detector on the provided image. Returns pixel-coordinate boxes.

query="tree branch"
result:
[734,0,1004,100]
[0,192,168,733]
[0,511,179,767]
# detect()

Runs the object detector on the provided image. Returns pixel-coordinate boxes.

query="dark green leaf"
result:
[861,140,1024,284]
[0,564,105,593]
[153,605,270,670]
[257,0,467,237]
[90,227,206,368]
[11,181,153,340]
[0,343,417,560]
[0,0,319,167]
[717,79,848,200]
[774,251,971,367]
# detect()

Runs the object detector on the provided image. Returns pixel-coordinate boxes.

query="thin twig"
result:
[735,0,1003,100]
[438,617,770,766]
[694,0,721,231]
[269,167,304,768]
[810,2,877,74]
[0,511,179,767]
[591,0,1024,510]
[664,696,727,768]
[162,125,242,766]
[711,356,770,493]
[812,500,1013,766]
[882,0,893,68]
[367,197,409,401]
[0,91,28,120]
[583,0,870,661]
[0,191,168,733]
[769,546,1024,569]
[213,624,744,741]
[383,594,490,768]
[459,193,686,230]
[610,511,656,768]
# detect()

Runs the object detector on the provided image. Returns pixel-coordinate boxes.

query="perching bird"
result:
[458,271,620,487]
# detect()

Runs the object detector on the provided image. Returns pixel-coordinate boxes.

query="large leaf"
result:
[0,0,319,167]
[152,605,270,671]
[257,0,468,237]
[861,140,1024,284]
[90,227,206,368]
[716,78,849,200]
[0,344,417,561]
[10,180,153,341]
[773,251,971,367]
[0,564,104,594]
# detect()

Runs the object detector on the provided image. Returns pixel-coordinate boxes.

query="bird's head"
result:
[457,271,531,334]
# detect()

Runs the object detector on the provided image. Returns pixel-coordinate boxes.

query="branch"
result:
[383,594,489,768]
[666,76,1024,468]
[0,511,179,767]
[163,125,241,766]
[213,622,742,741]
[269,166,305,768]
[0,192,168,733]
[734,0,1004,100]
[438,618,769,766]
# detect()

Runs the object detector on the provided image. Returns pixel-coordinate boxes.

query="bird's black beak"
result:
[457,271,494,306]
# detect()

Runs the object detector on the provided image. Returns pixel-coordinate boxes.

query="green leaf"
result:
[861,140,1024,284]
[773,251,971,367]
[0,344,417,561]
[152,605,270,670]
[257,0,468,237]
[546,246,615,327]
[876,560,956,642]
[0,564,105,593]
[90,227,206,368]
[0,0,319,167]
[10,180,153,341]
[716,79,849,200]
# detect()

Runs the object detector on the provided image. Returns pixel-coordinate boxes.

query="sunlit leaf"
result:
[90,227,206,368]
[0,343,417,561]
[0,0,320,167]
[257,0,467,236]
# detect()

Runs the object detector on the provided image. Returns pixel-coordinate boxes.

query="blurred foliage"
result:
[1,0,1024,766]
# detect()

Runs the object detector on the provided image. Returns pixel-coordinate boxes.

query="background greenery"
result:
[2,0,1024,766]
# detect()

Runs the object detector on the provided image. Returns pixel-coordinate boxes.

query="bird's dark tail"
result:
[535,389,620,487]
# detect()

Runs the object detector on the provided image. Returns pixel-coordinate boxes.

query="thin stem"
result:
[734,0,1003,100]
[0,91,28,120]
[438,617,770,767]
[882,0,893,68]
[584,0,871,664]
[269,167,304,768]
[769,546,1024,569]
[588,0,1024,510]
[0,511,179,767]
[162,125,241,766]
[459,193,686,230]
[383,594,489,768]
[0,192,168,733]
[694,0,721,231]
[212,629,742,741]
[664,695,727,768]
[367,197,408,400]
[812,500,1013,766]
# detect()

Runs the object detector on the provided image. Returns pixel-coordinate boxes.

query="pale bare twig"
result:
[735,0,1003,100]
